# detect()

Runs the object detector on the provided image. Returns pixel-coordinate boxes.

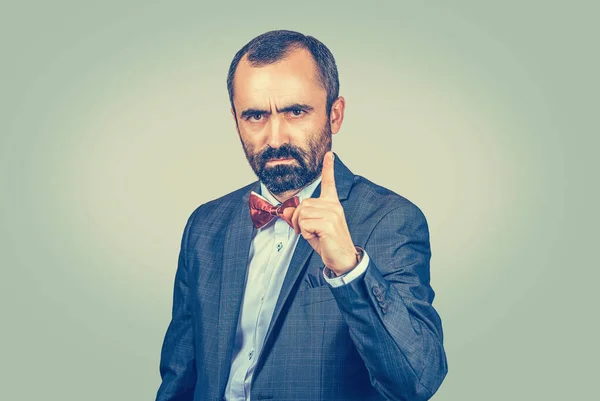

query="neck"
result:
[268,176,320,204]
[272,188,302,204]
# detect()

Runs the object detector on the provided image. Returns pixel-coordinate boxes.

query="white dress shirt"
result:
[223,176,371,401]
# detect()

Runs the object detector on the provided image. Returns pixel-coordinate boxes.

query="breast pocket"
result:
[294,285,336,306]
[294,284,335,306]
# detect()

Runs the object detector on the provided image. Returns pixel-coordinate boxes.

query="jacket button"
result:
[372,286,382,296]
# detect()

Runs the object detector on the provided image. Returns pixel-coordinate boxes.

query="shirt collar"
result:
[257,175,323,206]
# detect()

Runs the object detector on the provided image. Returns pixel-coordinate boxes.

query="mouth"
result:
[266,157,295,164]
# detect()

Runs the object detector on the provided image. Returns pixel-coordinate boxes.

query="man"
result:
[156,30,447,401]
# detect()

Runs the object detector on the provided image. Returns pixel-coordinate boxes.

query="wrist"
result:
[329,246,364,277]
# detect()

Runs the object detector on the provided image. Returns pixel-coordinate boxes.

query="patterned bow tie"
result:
[249,192,300,229]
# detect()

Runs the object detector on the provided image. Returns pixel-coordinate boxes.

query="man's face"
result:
[231,48,333,195]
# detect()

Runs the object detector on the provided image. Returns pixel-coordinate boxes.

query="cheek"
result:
[238,130,259,150]
[288,120,322,143]
[239,126,268,148]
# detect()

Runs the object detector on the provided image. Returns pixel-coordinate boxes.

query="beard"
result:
[240,122,332,195]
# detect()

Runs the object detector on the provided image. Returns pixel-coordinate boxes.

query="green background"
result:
[1,1,597,399]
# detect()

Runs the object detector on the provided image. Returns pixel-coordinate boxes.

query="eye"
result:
[290,109,304,117]
[248,112,264,122]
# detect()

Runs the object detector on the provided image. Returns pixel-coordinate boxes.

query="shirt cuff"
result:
[322,247,370,288]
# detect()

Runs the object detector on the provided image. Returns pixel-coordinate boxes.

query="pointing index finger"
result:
[320,151,338,200]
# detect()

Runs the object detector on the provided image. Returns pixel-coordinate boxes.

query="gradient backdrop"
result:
[1,1,597,400]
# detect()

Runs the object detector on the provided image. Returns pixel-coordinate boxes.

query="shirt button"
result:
[276,242,283,252]
[248,350,254,360]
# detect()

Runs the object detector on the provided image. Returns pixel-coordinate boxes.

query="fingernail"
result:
[331,153,335,161]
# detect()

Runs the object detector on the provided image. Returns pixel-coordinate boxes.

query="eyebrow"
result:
[239,103,314,119]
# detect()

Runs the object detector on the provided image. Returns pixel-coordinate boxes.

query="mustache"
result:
[259,144,304,165]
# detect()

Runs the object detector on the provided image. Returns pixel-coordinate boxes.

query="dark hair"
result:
[226,30,340,116]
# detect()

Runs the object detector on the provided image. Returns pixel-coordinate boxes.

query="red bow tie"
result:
[249,192,300,229]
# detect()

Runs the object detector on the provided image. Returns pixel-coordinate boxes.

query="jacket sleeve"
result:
[328,203,448,401]
[156,209,198,401]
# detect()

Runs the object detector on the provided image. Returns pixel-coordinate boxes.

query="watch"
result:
[354,245,364,265]
[326,246,364,278]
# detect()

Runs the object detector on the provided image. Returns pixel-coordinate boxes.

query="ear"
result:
[231,107,239,133]
[329,96,345,135]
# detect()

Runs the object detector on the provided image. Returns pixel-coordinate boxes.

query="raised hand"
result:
[288,151,358,275]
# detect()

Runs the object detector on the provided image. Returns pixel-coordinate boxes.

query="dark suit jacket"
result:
[156,153,447,401]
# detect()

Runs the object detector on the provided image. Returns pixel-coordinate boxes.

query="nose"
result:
[265,115,288,148]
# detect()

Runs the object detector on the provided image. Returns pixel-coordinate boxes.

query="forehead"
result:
[232,47,326,108]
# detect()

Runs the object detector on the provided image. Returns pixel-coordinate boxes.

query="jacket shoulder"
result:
[350,174,426,217]
[186,181,257,226]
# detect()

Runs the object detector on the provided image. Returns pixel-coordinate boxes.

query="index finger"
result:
[320,151,338,200]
